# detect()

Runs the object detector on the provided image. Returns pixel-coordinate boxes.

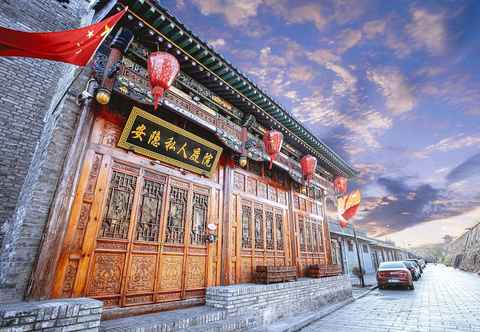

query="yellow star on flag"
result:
[87,30,94,38]
[100,24,111,37]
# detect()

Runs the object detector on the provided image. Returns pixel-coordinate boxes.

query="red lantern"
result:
[334,176,348,194]
[147,52,180,111]
[300,154,317,183]
[263,130,283,169]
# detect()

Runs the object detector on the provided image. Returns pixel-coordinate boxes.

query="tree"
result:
[442,235,454,244]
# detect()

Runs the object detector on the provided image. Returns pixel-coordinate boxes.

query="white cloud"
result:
[266,1,328,30]
[208,38,226,50]
[290,65,314,82]
[325,62,357,95]
[307,49,340,65]
[406,8,447,55]
[284,90,298,101]
[414,134,480,159]
[362,20,386,39]
[258,46,287,67]
[333,0,366,25]
[367,68,416,114]
[337,29,362,54]
[291,91,392,155]
[191,0,263,27]
[176,0,186,9]
[387,206,480,246]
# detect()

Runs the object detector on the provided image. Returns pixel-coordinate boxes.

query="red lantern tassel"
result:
[152,86,164,111]
[268,155,274,170]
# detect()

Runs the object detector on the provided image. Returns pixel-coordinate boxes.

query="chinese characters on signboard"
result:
[118,107,223,177]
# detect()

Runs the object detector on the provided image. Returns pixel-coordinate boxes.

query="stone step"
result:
[179,316,257,332]
[100,306,227,332]
[247,298,354,332]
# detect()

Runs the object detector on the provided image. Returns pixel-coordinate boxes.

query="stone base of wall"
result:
[206,276,352,326]
[0,298,103,332]
[460,249,480,273]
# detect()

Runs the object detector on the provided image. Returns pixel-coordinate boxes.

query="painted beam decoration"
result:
[118,107,223,177]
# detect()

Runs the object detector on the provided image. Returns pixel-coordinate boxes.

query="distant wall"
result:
[0,0,92,303]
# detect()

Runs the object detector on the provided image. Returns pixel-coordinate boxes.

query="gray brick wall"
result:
[0,0,93,302]
[206,276,352,326]
[0,297,103,332]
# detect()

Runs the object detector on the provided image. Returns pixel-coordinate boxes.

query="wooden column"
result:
[220,159,233,285]
[287,184,298,270]
[28,83,96,300]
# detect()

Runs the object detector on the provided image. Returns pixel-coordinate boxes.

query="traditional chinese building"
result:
[0,0,358,324]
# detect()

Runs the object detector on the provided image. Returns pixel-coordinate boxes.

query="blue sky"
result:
[162,0,480,245]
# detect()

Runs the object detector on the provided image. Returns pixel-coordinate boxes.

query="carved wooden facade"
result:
[51,108,332,310]
[53,115,223,308]
[45,3,352,313]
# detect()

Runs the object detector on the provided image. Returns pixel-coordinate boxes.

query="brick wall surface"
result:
[460,223,480,273]
[0,297,103,332]
[206,276,352,325]
[0,0,93,302]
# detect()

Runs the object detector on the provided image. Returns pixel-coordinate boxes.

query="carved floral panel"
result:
[127,255,156,292]
[88,253,124,296]
[185,256,206,289]
[160,255,183,290]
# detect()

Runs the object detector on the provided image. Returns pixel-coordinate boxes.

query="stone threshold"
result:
[101,298,204,320]
[100,306,230,332]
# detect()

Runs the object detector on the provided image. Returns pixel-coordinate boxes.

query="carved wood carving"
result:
[160,256,183,290]
[127,255,156,292]
[185,256,206,289]
[87,253,124,296]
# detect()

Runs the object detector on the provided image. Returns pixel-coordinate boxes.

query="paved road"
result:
[302,264,480,332]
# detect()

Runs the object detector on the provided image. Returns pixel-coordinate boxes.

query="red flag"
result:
[0,8,127,66]
[338,190,361,228]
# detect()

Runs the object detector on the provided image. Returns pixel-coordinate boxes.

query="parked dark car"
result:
[407,259,423,274]
[377,261,414,290]
[402,261,420,281]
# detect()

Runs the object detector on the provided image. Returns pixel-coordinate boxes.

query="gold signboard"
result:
[118,107,223,177]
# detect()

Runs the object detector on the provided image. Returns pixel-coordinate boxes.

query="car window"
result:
[379,262,405,269]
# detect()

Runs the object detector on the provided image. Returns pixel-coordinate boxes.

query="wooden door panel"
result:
[236,198,291,283]
[87,252,125,297]
[159,254,184,291]
[185,255,207,289]
[126,254,156,293]
[55,132,220,308]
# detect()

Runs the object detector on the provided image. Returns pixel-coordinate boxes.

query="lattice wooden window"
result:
[165,186,188,244]
[99,171,137,239]
[316,223,324,251]
[312,222,320,252]
[254,207,264,249]
[275,212,284,251]
[265,211,274,250]
[241,204,252,249]
[305,220,313,252]
[136,180,165,242]
[191,192,209,245]
[298,216,306,252]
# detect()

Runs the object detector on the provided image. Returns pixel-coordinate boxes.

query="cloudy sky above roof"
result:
[164,0,480,245]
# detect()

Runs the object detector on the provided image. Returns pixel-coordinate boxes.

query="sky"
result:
[161,0,480,246]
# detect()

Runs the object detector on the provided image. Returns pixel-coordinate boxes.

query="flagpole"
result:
[352,220,365,287]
